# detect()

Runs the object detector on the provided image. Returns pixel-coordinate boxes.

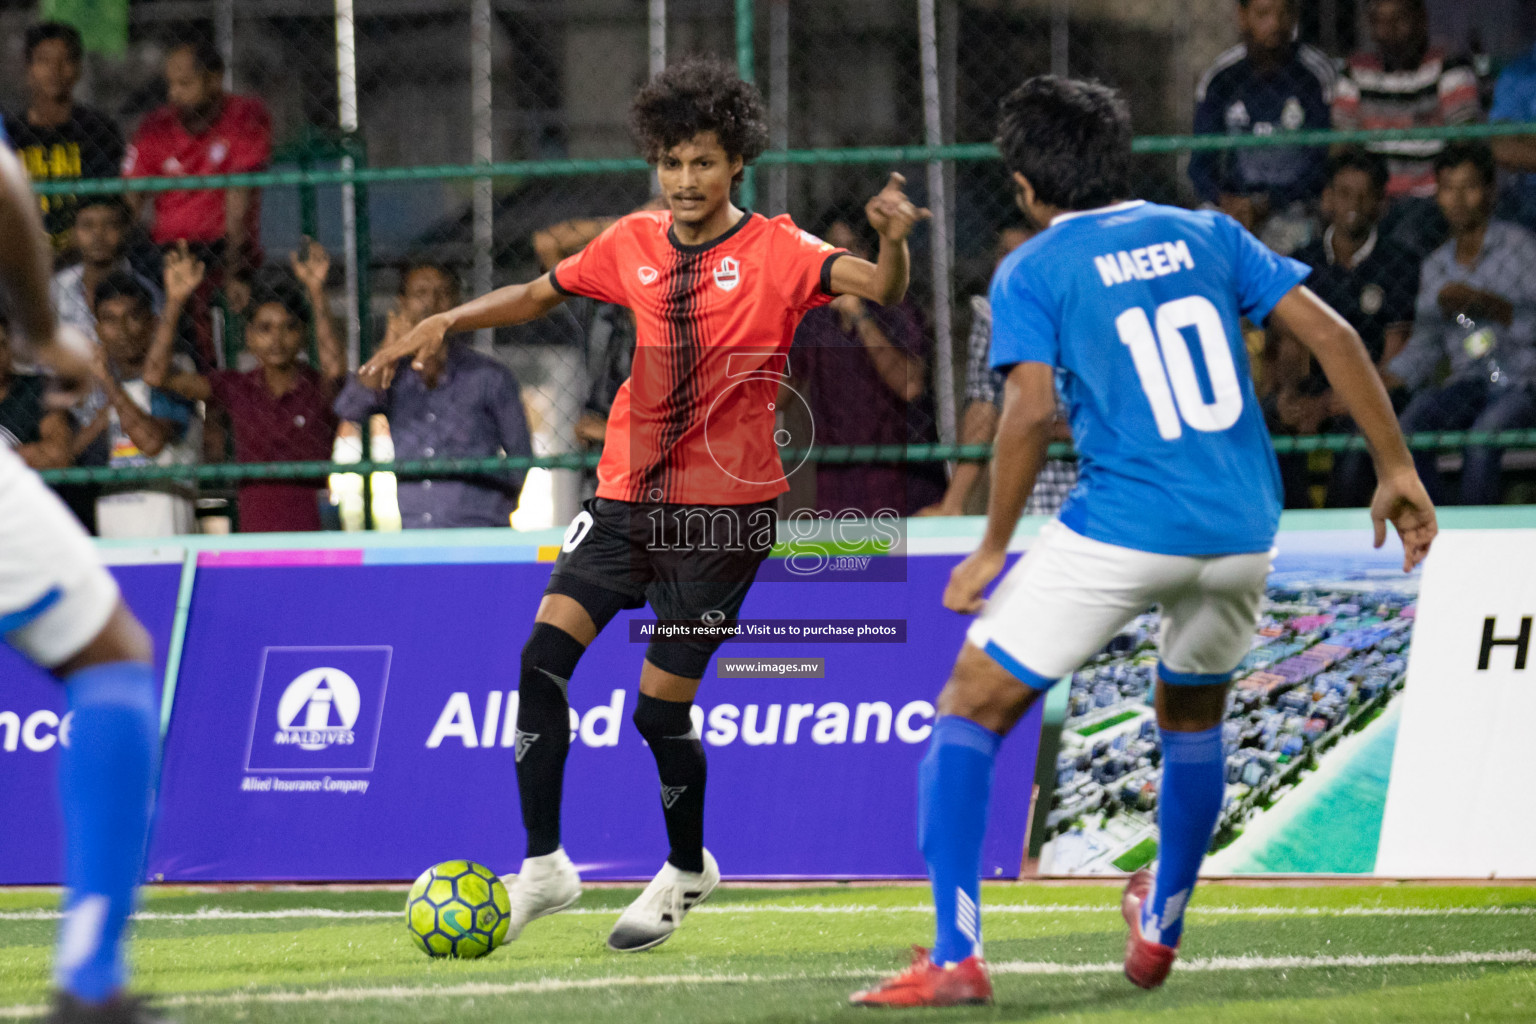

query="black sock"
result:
[633,692,707,873]
[516,623,587,858]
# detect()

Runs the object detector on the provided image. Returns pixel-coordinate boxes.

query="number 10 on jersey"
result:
[1116,295,1244,441]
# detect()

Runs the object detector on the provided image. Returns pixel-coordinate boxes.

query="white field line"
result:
[2,902,1536,923]
[2,949,1533,1019]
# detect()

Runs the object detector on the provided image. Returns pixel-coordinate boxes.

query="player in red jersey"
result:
[361,56,929,953]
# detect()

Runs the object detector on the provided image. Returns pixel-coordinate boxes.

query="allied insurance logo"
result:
[245,647,392,773]
[274,668,361,749]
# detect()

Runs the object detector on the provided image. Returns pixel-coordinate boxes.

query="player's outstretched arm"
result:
[943,361,1056,614]
[0,148,56,348]
[0,146,92,397]
[358,274,567,389]
[829,172,931,305]
[1270,285,1437,571]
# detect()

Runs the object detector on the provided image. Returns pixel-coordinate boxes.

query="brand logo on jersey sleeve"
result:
[713,256,741,292]
[638,266,659,285]
[798,230,834,252]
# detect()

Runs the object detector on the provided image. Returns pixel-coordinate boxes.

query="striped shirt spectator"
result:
[1332,0,1480,199]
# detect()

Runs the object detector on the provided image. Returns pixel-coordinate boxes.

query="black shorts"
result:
[546,497,777,675]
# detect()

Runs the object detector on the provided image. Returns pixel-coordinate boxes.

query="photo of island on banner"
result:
[1039,533,1419,877]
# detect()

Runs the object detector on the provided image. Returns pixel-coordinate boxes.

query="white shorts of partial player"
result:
[968,519,1272,686]
[0,444,119,668]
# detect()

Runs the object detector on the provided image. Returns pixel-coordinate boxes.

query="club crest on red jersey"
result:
[713,256,741,292]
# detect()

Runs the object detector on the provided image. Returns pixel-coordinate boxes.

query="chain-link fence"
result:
[2,0,1534,535]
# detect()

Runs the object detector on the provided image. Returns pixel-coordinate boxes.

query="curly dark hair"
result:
[628,56,769,183]
[996,76,1132,212]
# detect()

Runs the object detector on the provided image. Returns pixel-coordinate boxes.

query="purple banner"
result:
[151,555,1041,881]
[0,561,183,884]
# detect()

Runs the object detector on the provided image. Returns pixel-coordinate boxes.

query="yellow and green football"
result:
[405,859,511,958]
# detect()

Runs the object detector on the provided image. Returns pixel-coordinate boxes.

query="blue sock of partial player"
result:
[1144,724,1225,948]
[54,662,160,1004]
[918,715,1001,966]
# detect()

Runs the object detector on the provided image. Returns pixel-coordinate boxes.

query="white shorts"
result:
[967,520,1272,689]
[0,446,119,668]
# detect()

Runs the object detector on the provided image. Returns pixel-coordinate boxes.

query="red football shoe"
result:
[849,947,993,1008]
[1121,867,1179,989]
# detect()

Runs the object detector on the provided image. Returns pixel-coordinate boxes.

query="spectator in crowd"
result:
[1267,149,1418,507]
[1190,0,1335,254]
[571,302,634,455]
[1333,0,1482,257]
[1488,40,1536,230]
[0,313,72,470]
[919,221,1076,518]
[335,261,533,529]
[144,240,344,532]
[531,215,641,456]
[75,273,200,538]
[124,37,271,362]
[390,260,460,338]
[1384,142,1536,505]
[47,195,166,529]
[789,206,943,517]
[51,195,161,344]
[4,22,124,254]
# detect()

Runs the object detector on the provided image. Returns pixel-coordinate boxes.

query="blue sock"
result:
[918,715,1001,966]
[1143,724,1225,948]
[54,662,160,1003]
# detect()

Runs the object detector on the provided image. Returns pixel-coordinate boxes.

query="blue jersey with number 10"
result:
[989,200,1310,556]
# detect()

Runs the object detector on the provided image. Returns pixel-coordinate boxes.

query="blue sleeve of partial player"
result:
[987,258,1058,372]
[1223,214,1311,323]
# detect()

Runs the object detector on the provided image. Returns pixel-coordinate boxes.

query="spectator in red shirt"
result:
[123,39,271,283]
[143,240,346,532]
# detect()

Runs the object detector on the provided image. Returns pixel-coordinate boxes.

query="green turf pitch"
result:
[2,884,1535,1022]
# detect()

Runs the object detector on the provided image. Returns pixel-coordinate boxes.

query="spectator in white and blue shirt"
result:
[51,195,162,345]
[1386,142,1536,505]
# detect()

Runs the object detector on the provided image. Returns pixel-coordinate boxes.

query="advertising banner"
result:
[17,512,1511,884]
[1035,528,1421,877]
[150,550,1042,881]
[1376,530,1536,877]
[0,555,184,884]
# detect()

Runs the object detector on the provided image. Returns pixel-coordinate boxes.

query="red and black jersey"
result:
[551,210,846,505]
